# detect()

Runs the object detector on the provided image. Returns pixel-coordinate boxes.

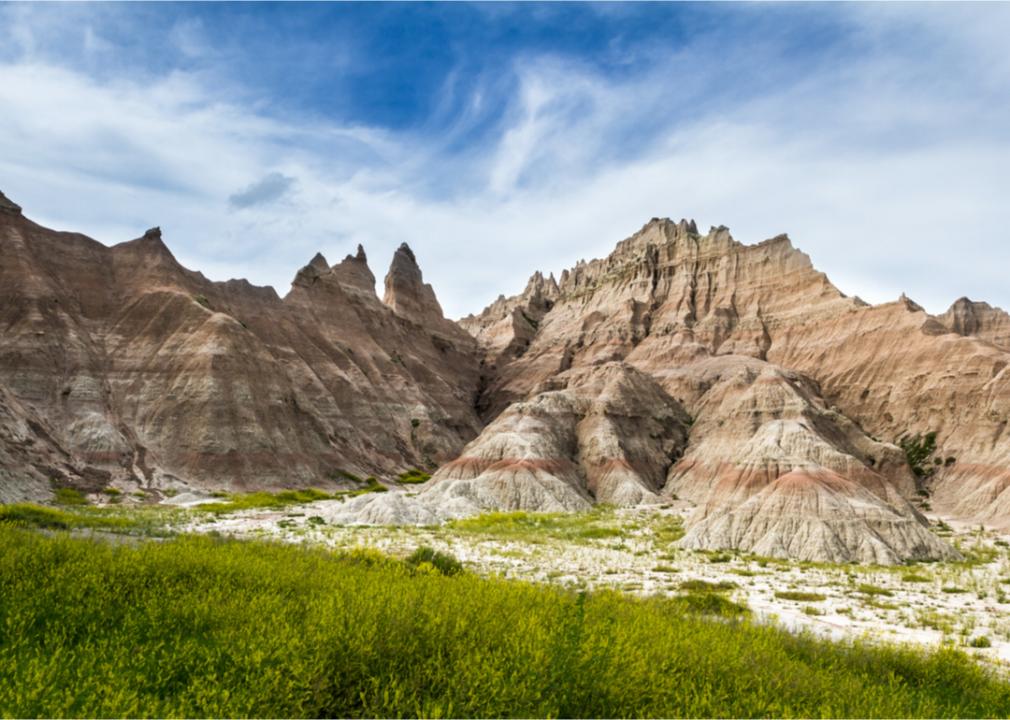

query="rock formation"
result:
[938,297,1010,351]
[659,356,956,563]
[459,218,1010,561]
[0,194,481,498]
[421,362,690,514]
[324,361,688,523]
[459,271,560,392]
[3,191,1009,563]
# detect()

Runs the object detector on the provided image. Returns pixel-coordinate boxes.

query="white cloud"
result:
[0,4,1007,319]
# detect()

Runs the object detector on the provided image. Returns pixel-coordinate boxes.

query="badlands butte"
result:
[2,188,1009,564]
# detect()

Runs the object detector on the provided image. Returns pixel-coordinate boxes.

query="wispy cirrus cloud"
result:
[0,3,1007,317]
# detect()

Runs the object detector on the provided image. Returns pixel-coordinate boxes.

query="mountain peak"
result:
[333,244,375,293]
[391,242,419,269]
[383,243,445,323]
[898,293,924,313]
[308,252,329,272]
[291,252,330,288]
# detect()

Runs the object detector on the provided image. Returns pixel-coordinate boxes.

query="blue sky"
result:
[1,2,1008,317]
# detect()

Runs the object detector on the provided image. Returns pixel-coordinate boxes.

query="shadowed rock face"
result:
[938,297,1010,351]
[421,362,690,514]
[0,197,481,494]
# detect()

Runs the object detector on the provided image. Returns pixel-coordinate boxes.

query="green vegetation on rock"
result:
[899,431,938,478]
[397,468,432,484]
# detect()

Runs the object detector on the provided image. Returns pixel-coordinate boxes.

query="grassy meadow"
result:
[1,525,1010,718]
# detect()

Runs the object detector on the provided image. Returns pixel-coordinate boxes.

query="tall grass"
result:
[1,526,1008,718]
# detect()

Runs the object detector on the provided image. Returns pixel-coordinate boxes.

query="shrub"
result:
[902,573,932,583]
[577,526,621,539]
[405,546,463,576]
[775,591,827,602]
[53,487,88,506]
[899,431,937,477]
[970,636,992,648]
[674,591,748,618]
[307,516,326,526]
[942,586,968,594]
[397,468,432,484]
[360,477,388,494]
[856,583,894,597]
[679,579,736,593]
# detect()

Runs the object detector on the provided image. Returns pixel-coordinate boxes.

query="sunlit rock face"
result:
[459,217,1010,561]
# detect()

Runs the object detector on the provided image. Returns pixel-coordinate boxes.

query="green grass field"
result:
[1,526,1009,718]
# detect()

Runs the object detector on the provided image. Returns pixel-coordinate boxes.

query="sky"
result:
[1,2,1008,318]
